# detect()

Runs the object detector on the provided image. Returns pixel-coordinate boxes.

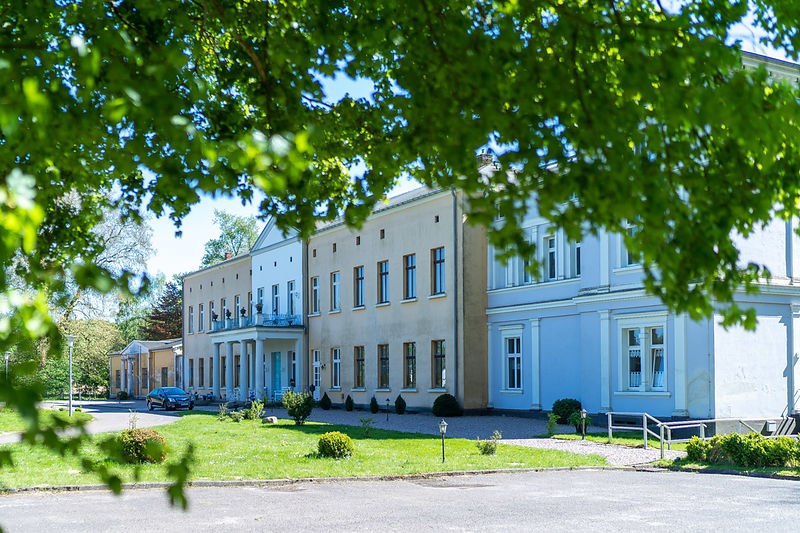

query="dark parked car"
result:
[146,387,194,411]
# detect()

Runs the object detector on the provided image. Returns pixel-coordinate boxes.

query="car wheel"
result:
[148,401,153,411]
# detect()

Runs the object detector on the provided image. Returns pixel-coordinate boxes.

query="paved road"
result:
[1,469,797,532]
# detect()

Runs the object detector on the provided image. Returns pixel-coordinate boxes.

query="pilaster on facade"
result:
[599,310,611,412]
[530,318,541,410]
[672,314,689,417]
[790,304,800,415]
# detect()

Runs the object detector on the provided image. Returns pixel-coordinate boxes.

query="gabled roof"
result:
[251,217,299,254]
[115,338,182,356]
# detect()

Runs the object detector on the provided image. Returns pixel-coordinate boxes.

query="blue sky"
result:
[145,23,788,280]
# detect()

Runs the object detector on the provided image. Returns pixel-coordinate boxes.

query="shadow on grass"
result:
[266,420,443,442]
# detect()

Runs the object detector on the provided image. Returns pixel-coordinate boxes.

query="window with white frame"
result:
[310,277,319,314]
[570,241,582,278]
[235,295,241,317]
[505,336,522,390]
[271,284,280,314]
[544,235,557,280]
[403,255,416,299]
[622,221,641,266]
[330,271,341,310]
[188,306,194,334]
[257,287,264,308]
[287,280,296,315]
[312,350,321,390]
[354,346,365,388]
[209,301,215,327]
[432,340,446,388]
[619,316,666,392]
[290,351,297,387]
[199,304,205,332]
[431,247,445,295]
[331,348,341,388]
[354,266,365,307]
[403,342,416,388]
[378,260,389,303]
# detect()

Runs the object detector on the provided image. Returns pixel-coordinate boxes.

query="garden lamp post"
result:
[66,335,75,416]
[386,397,390,421]
[580,408,587,440]
[439,419,448,463]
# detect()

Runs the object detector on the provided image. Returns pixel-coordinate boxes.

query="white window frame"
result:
[271,284,280,314]
[543,234,557,281]
[287,280,296,315]
[188,306,194,334]
[199,304,205,332]
[331,348,341,389]
[330,271,341,311]
[312,350,321,394]
[570,241,582,278]
[310,277,319,314]
[354,266,365,307]
[504,335,522,390]
[617,312,668,393]
[622,221,641,267]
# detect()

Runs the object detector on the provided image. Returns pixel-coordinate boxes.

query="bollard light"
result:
[580,408,587,440]
[439,419,448,463]
[66,335,75,417]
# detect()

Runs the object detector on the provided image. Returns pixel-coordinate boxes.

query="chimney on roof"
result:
[224,252,233,260]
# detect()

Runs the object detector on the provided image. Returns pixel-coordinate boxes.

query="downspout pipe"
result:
[452,188,460,403]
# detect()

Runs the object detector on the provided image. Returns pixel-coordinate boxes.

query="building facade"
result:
[307,188,488,411]
[109,338,182,398]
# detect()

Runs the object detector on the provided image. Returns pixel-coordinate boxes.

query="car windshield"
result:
[162,387,187,395]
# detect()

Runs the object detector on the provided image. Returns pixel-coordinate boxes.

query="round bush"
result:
[551,398,581,424]
[369,396,379,414]
[318,431,354,458]
[394,394,406,415]
[432,393,463,417]
[117,428,167,464]
[345,395,354,412]
[320,392,332,410]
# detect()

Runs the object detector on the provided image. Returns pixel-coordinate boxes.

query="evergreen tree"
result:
[141,281,183,340]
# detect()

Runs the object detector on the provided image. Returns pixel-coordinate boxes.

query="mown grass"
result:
[0,412,606,489]
[552,431,688,452]
[0,407,93,433]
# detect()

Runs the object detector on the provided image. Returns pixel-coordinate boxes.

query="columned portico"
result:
[212,342,221,399]
[208,324,303,403]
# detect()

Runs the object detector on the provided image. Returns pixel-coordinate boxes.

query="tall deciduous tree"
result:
[200,210,260,267]
[3,0,800,505]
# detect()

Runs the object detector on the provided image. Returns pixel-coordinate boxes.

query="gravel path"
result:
[503,438,686,466]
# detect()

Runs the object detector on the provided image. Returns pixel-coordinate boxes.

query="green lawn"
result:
[0,412,606,489]
[0,408,92,433]
[552,431,688,452]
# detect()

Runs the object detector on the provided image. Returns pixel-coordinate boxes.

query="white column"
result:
[599,310,611,411]
[255,340,265,399]
[121,358,127,392]
[212,343,221,399]
[294,338,302,390]
[487,324,494,408]
[530,318,541,409]
[182,355,189,391]
[225,341,234,400]
[673,314,688,416]
[790,305,800,415]
[786,219,794,280]
[128,358,135,395]
[599,230,610,287]
[556,229,565,280]
[239,341,249,401]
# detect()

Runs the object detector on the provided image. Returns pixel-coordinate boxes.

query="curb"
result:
[665,464,800,482]
[0,466,637,495]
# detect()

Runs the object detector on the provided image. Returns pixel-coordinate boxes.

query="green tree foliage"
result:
[200,210,260,267]
[3,0,800,506]
[141,280,183,340]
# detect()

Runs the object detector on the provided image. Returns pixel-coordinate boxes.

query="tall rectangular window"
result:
[198,358,205,387]
[188,306,194,333]
[432,340,446,388]
[257,287,264,308]
[331,348,341,388]
[330,271,341,310]
[209,301,215,327]
[403,254,416,299]
[506,337,521,389]
[221,298,227,319]
[271,284,280,314]
[545,236,556,280]
[432,247,445,295]
[403,342,416,389]
[287,280,296,315]
[162,367,168,386]
[312,350,321,390]
[575,242,581,276]
[290,351,297,388]
[189,359,195,387]
[354,266,365,307]
[115,370,121,389]
[378,344,390,388]
[378,260,389,303]
[235,295,241,317]
[624,326,665,390]
[310,277,319,314]
[198,304,205,332]
[354,346,365,388]
[624,223,641,266]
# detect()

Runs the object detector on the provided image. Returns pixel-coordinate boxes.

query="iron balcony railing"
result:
[211,313,302,331]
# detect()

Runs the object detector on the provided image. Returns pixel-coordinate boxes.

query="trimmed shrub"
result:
[476,430,503,455]
[318,431,354,458]
[546,413,560,436]
[686,433,800,467]
[345,395,354,412]
[117,391,129,400]
[432,393,463,417]
[551,398,581,424]
[369,396,379,414]
[395,394,406,415]
[282,391,314,425]
[229,410,245,422]
[117,428,167,464]
[320,392,332,410]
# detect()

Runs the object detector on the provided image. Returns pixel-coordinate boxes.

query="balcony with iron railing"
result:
[211,312,303,332]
